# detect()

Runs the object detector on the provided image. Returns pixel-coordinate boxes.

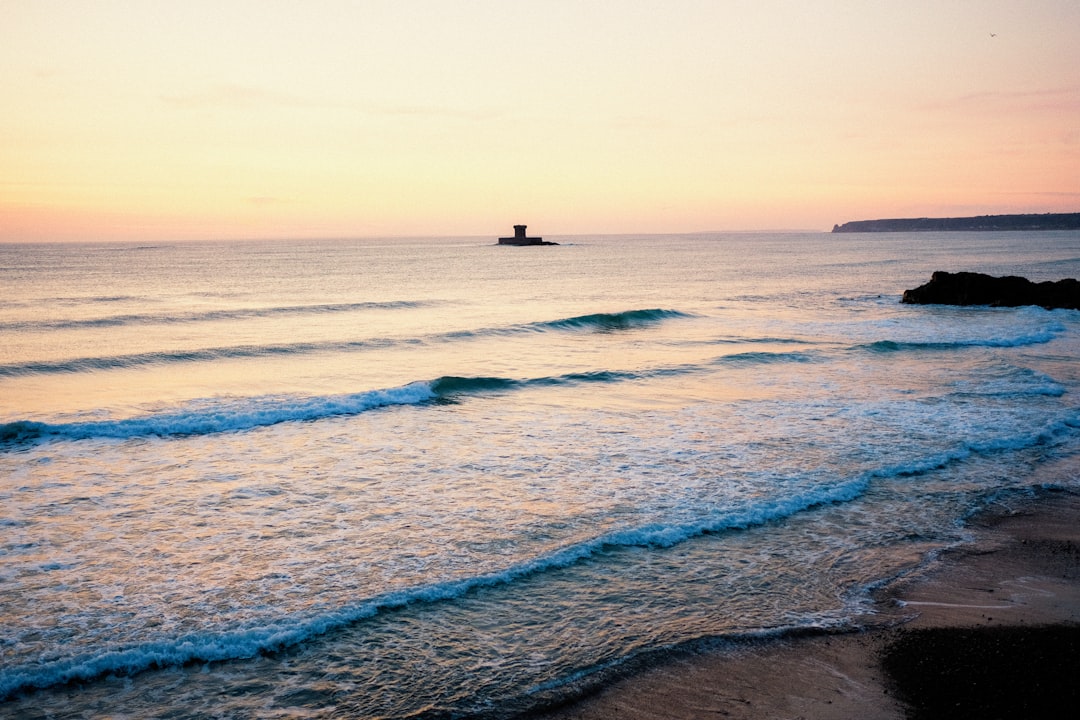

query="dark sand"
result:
[526,469,1080,719]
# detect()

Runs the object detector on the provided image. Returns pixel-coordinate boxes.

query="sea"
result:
[2,231,1079,719]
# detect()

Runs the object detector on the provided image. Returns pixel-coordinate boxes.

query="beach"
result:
[527,466,1080,720]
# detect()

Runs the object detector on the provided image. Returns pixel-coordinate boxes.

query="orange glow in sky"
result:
[2,1,1078,241]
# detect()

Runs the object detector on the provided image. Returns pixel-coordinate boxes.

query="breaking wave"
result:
[5,400,1077,700]
[0,309,690,377]
[862,323,1065,353]
[0,473,871,700]
[533,308,691,332]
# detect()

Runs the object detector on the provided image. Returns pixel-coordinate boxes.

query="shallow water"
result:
[2,232,1079,717]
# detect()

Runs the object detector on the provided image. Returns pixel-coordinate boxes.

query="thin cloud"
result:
[358,102,503,122]
[161,83,327,109]
[994,190,1080,198]
[162,83,502,121]
[924,86,1080,114]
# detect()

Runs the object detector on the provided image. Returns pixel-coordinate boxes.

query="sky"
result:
[2,1,1078,241]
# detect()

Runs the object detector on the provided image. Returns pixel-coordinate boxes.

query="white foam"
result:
[38,382,438,442]
[0,473,873,699]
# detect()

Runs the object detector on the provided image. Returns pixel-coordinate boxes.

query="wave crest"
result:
[864,325,1064,353]
[536,308,690,332]
[0,309,690,378]
[0,383,438,448]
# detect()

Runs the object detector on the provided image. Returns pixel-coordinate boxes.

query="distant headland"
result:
[831,212,1080,233]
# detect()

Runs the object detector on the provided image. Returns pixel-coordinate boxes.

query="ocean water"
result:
[1,231,1079,718]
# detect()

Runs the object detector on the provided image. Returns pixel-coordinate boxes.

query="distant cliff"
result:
[831,212,1080,233]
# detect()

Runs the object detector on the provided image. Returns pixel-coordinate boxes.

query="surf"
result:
[0,471,873,700]
[0,308,692,378]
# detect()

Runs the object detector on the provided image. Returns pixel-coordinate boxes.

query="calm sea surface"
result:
[2,232,1079,718]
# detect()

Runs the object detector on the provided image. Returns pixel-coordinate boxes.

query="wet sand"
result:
[526,479,1080,720]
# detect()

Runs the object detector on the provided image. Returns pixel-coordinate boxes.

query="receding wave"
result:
[0,300,432,333]
[0,474,871,700]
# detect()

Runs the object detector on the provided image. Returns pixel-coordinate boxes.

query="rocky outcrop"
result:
[832,213,1080,233]
[901,271,1080,310]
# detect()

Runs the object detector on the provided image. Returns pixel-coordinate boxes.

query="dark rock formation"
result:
[832,212,1080,233]
[901,271,1080,310]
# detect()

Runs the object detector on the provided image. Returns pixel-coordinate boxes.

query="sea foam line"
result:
[0,382,439,446]
[0,474,871,700]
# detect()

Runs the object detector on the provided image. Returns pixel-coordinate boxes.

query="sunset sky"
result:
[2,1,1078,241]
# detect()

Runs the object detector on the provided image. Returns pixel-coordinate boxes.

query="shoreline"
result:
[523,463,1080,720]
